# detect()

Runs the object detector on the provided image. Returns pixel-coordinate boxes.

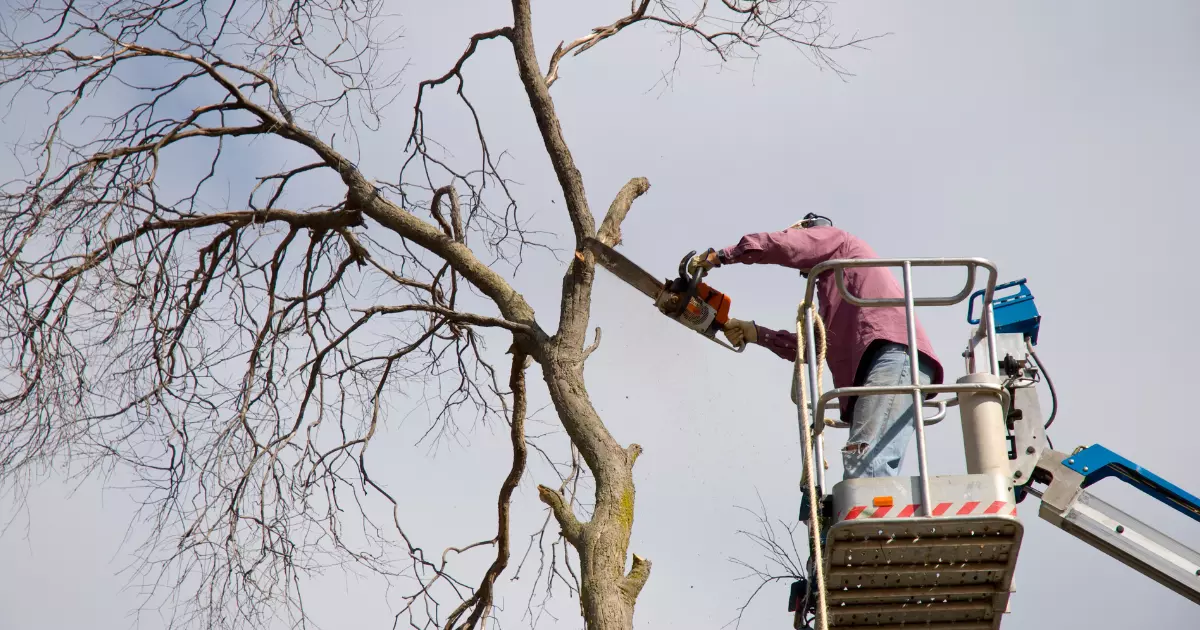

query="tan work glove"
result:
[722,318,757,346]
[686,248,721,275]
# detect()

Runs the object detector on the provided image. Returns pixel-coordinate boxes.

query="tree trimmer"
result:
[584,238,745,353]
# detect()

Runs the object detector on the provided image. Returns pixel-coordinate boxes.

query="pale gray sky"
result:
[1,1,1198,629]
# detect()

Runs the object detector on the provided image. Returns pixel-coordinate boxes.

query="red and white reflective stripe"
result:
[841,501,1018,520]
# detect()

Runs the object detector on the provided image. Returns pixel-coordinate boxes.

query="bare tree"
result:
[0,1,874,629]
[726,495,813,630]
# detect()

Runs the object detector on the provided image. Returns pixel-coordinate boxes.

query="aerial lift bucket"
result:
[583,235,1200,626]
[820,492,1022,629]
[791,265,1200,629]
[792,258,1021,630]
[820,375,1022,629]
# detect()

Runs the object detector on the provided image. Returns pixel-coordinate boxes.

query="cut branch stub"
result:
[538,484,583,544]
[597,177,651,247]
[626,443,643,468]
[620,553,652,603]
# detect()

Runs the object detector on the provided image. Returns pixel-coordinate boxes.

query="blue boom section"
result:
[967,278,1042,344]
[1062,444,1200,524]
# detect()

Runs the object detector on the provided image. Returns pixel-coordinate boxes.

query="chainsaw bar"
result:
[583,238,665,301]
[583,238,745,353]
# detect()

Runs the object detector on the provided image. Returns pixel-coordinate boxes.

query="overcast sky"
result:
[1,1,1198,629]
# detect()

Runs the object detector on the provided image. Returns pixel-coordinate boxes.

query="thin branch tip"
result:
[583,327,602,360]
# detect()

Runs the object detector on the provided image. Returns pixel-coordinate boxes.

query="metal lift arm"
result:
[1029,447,1200,604]
[1061,444,1200,523]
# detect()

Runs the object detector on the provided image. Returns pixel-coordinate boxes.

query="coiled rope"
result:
[794,301,830,630]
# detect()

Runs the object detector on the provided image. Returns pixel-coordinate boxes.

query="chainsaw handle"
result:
[673,250,704,318]
[676,249,744,352]
[677,250,693,282]
[707,333,747,353]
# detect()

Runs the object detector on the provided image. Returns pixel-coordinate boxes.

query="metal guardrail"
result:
[796,257,1001,518]
[822,396,955,429]
[814,383,1010,435]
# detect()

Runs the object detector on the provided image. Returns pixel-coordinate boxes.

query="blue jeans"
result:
[798,342,935,523]
[843,342,935,479]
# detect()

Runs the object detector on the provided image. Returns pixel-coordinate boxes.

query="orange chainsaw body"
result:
[689,282,732,326]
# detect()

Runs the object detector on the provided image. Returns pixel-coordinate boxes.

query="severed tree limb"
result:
[619,442,651,603]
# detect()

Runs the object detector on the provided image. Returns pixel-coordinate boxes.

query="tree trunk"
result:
[501,1,654,626]
[539,359,650,630]
[577,508,642,630]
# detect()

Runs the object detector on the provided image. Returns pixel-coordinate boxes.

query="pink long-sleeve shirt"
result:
[719,226,944,417]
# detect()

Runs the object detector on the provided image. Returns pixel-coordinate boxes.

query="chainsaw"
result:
[584,238,746,353]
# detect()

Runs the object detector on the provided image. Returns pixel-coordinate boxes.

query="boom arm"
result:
[1030,446,1200,604]
[964,280,1200,605]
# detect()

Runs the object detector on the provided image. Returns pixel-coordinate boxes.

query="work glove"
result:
[686,248,721,275]
[723,318,757,346]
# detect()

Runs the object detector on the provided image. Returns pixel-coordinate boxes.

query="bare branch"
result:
[444,349,530,630]
[361,304,534,335]
[509,0,594,247]
[537,484,583,545]
[411,27,512,128]
[583,327,602,362]
[543,1,886,88]
[546,1,652,88]
[432,185,466,243]
[725,494,810,629]
[596,177,652,247]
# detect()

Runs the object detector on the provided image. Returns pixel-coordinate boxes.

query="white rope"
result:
[794,301,830,630]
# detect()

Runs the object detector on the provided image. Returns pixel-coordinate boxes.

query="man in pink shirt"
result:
[690,214,944,484]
